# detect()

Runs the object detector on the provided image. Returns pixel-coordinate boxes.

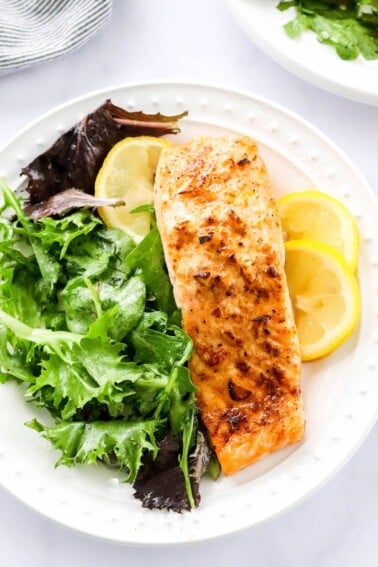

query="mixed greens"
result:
[277,1,378,60]
[0,102,213,512]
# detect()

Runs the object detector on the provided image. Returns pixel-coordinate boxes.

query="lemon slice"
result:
[285,240,360,361]
[278,191,359,271]
[95,136,172,242]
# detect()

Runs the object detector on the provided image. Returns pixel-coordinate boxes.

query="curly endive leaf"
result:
[28,340,144,420]
[28,418,160,482]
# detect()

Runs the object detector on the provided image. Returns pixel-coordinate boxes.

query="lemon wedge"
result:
[285,240,360,361]
[95,136,172,242]
[278,191,359,271]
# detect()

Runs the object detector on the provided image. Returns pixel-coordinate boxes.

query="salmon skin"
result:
[154,136,305,475]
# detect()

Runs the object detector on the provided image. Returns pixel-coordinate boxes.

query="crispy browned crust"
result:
[154,136,305,475]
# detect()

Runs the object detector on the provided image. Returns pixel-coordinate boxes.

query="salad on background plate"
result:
[225,0,378,105]
[278,1,378,61]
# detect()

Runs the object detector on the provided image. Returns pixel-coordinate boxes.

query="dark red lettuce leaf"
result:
[133,432,212,513]
[22,100,187,204]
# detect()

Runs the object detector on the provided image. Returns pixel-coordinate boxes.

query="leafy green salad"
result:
[0,101,215,513]
[277,0,378,60]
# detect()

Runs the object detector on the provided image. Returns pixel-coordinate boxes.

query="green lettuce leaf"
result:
[125,227,176,314]
[0,326,37,383]
[130,312,192,371]
[28,418,161,482]
[28,339,144,420]
[65,226,135,280]
[61,273,146,339]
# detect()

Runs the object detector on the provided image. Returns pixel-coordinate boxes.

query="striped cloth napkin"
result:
[0,0,112,75]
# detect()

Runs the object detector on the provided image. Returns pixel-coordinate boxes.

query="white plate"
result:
[0,83,377,545]
[225,0,378,105]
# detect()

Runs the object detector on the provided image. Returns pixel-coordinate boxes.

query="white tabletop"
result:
[0,1,377,565]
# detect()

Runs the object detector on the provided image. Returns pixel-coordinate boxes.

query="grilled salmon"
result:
[154,136,305,475]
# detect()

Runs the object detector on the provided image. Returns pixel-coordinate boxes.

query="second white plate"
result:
[226,0,378,105]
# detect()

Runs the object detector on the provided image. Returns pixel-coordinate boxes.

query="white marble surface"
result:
[0,0,377,565]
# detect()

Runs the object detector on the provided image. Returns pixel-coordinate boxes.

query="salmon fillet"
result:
[154,136,305,475]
